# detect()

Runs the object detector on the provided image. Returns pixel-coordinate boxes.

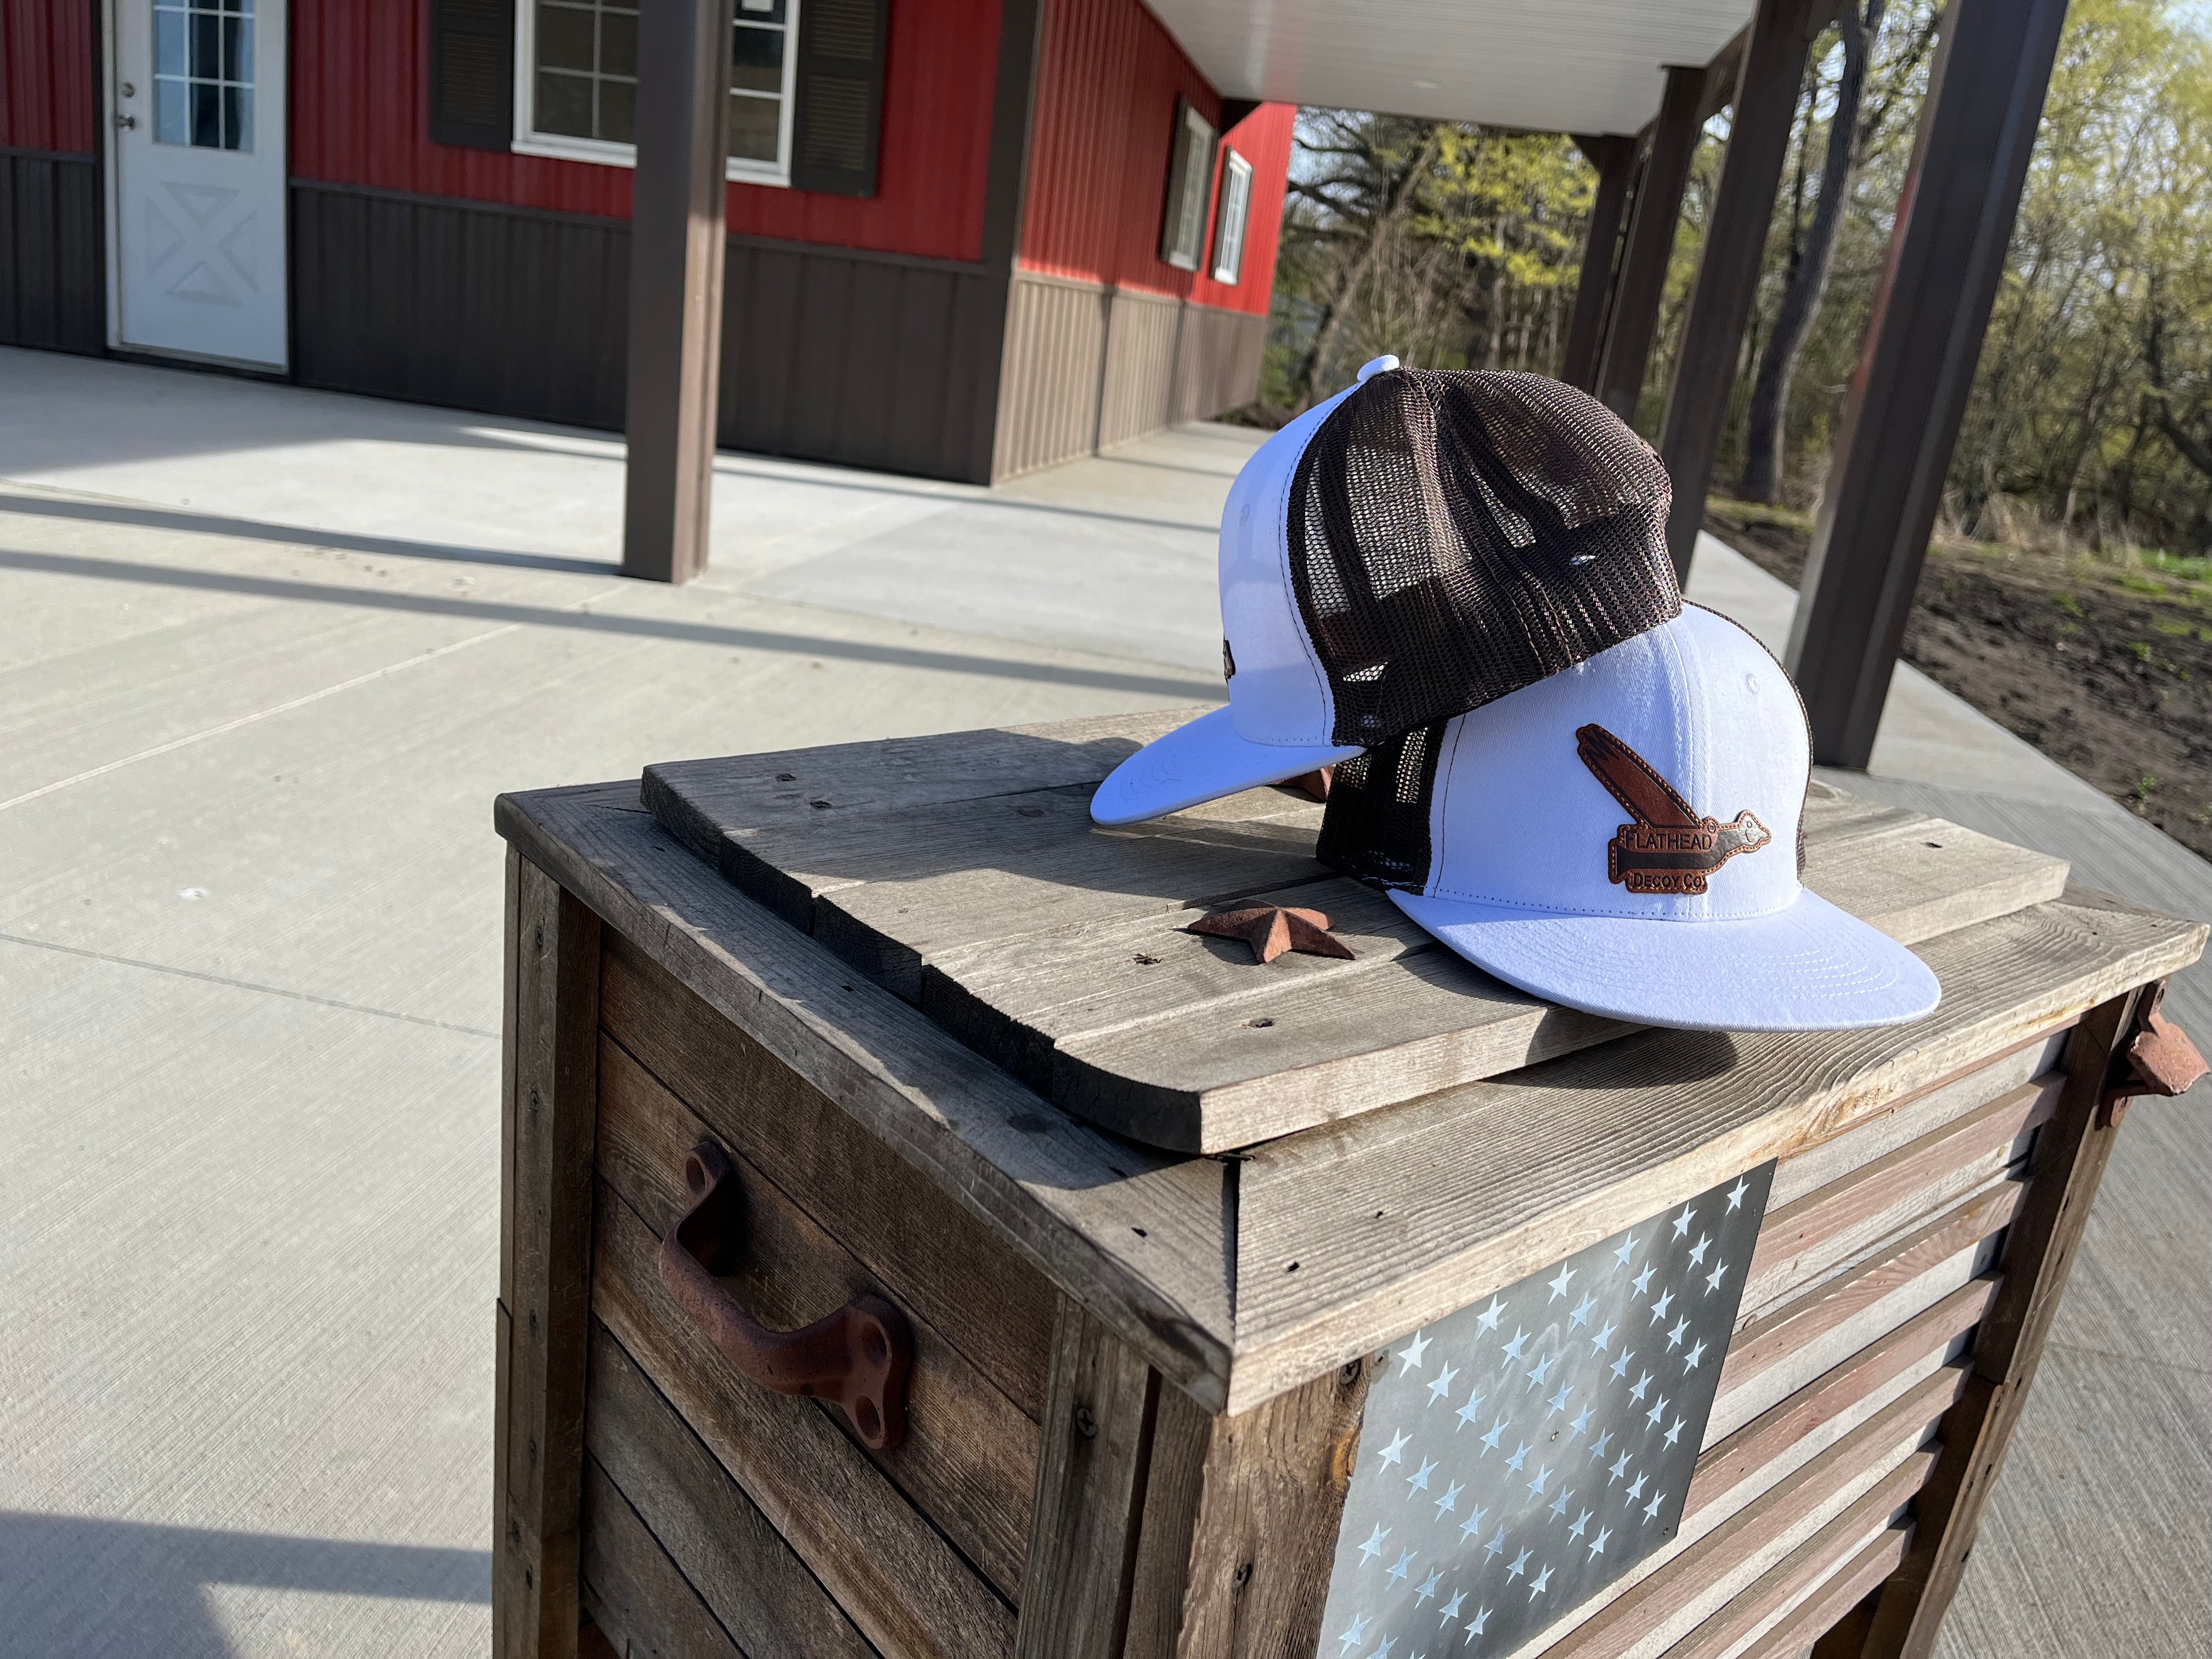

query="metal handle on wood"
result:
[655,1139,912,1449]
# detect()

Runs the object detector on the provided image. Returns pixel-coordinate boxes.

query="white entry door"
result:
[108,0,288,369]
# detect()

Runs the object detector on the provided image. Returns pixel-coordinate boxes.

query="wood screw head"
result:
[1074,1403,1097,1440]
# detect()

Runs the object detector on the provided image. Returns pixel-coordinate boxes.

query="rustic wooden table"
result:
[490,711,2203,1659]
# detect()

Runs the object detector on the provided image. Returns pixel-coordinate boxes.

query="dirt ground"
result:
[1704,502,2212,861]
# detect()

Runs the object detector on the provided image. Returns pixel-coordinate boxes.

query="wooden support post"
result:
[1017,1297,1161,1659]
[1855,988,2143,1658]
[1594,63,1708,426]
[620,0,735,585]
[1656,0,1821,583]
[1121,1359,1372,1658]
[1561,135,1638,393]
[1784,0,2070,768]
[495,856,604,1659]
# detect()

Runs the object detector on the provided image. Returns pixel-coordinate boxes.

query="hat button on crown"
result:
[1357,354,1402,383]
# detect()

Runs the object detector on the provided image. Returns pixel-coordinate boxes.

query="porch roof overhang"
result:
[1141,0,1756,136]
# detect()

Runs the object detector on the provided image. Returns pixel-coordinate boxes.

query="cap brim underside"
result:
[1089,705,1364,826]
[1390,887,1942,1032]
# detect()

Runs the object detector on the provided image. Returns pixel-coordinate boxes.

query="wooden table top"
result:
[496,713,2205,1412]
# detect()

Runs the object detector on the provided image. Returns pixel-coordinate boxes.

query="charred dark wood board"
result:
[642,711,2074,1152]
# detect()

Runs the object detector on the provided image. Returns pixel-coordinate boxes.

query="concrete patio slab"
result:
[2,348,2204,1657]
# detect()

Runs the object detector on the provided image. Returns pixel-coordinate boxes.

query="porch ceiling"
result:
[1141,0,1754,136]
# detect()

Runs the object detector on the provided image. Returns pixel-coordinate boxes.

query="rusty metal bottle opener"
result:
[656,1139,912,1449]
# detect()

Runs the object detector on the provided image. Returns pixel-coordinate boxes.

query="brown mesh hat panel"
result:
[1315,720,1449,891]
[1288,369,1680,749]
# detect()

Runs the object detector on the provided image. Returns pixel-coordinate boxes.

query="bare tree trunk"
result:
[1299,130,1442,406]
[1740,0,1884,504]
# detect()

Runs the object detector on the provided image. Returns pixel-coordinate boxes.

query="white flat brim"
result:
[1089,705,1364,826]
[1391,887,1941,1032]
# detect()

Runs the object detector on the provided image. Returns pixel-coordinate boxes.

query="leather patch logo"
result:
[1576,724,1771,894]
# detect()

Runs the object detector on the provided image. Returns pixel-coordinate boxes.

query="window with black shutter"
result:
[509,0,828,187]
[1159,99,1217,271]
[429,0,516,151]
[790,0,887,196]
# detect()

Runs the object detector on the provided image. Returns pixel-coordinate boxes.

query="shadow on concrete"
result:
[0,1510,488,1657]
[0,492,619,577]
[0,548,1222,704]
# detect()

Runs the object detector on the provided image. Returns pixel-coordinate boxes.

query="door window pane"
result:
[153,0,255,151]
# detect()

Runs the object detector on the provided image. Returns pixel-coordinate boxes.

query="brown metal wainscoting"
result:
[1,146,104,354]
[288,180,1008,483]
[993,268,1267,481]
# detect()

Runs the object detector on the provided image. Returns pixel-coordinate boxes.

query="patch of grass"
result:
[2055,620,2080,636]
[2129,641,2188,676]
[2117,572,2169,596]
[2156,618,2195,637]
[2052,591,2083,615]
[1709,496,1815,533]
[2141,549,2212,583]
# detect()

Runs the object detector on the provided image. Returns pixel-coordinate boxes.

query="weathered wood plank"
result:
[592,1036,1039,1598]
[1659,1497,1912,1659]
[805,787,1327,1002]
[1740,1077,2058,1316]
[585,1322,875,1658]
[1015,1297,1159,1659]
[1690,1280,1989,1516]
[1123,1356,1372,1658]
[644,707,1201,842]
[1712,1184,2015,1442]
[1226,892,2200,1410]
[1735,1527,1910,1659]
[600,935,1058,1420]
[496,860,602,1659]
[1797,808,2067,947]
[496,783,1237,1410]
[579,1453,744,1659]
[592,1178,1017,1657]
[1859,991,2147,1658]
[1764,1031,2065,1209]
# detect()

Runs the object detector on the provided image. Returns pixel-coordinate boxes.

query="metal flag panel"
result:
[1318,1161,1775,1656]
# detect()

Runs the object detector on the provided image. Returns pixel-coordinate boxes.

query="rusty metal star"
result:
[1185,904,1357,966]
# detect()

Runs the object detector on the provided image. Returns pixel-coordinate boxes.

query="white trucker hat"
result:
[1090,360,1683,825]
[1316,605,1941,1031]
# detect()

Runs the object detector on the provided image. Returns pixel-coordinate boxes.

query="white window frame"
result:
[1160,100,1217,272]
[1210,149,1253,284]
[511,0,800,187]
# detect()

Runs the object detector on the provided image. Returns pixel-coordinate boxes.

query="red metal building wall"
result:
[289,0,1002,262]
[1019,0,1289,315]
[2,0,97,152]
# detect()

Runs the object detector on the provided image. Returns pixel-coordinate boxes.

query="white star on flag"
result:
[1337,1613,1370,1651]
[1426,1362,1459,1406]
[1474,1296,1505,1334]
[1398,1331,1432,1375]
[1434,1481,1463,1518]
[1672,1205,1695,1238]
[1379,1430,1410,1468]
[1726,1176,1750,1210]
[1588,1526,1610,1559]
[1455,1389,1487,1431]
[1388,1549,1415,1584]
[1359,1523,1390,1564]
[1689,1234,1711,1266]
[1547,1265,1577,1301]
[1590,1320,1615,1353]
[1438,1590,1465,1625]
[1408,1457,1437,1493]
[1612,1233,1638,1267]
[1415,1570,1442,1604]
[1568,1292,1598,1329]
[1528,1565,1553,1600]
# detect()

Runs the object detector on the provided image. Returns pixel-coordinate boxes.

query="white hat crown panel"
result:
[1220,392,1348,748]
[1424,607,1808,922]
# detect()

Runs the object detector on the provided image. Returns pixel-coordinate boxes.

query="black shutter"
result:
[791,0,889,197]
[428,0,516,151]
